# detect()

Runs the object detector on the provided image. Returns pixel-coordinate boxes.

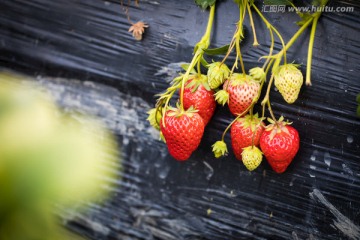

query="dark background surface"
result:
[1,0,360,239]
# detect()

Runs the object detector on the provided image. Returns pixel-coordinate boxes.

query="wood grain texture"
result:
[1,0,360,239]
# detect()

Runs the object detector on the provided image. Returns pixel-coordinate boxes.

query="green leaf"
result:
[187,80,198,89]
[202,82,211,91]
[203,44,230,56]
[195,0,216,9]
[263,0,293,5]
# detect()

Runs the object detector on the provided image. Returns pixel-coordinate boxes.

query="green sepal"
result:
[191,84,200,93]
[185,74,210,93]
[215,90,229,106]
[186,78,199,89]
[201,56,210,67]
[195,0,216,10]
[202,81,211,91]
[212,141,228,158]
[181,63,197,74]
[203,45,230,56]
[159,131,166,143]
[147,108,162,130]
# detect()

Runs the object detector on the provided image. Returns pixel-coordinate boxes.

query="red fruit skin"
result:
[183,81,216,125]
[160,111,205,161]
[224,79,260,116]
[260,126,300,173]
[231,120,264,161]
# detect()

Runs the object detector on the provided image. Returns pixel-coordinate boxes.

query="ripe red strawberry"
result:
[260,117,300,173]
[223,74,260,116]
[231,114,264,161]
[160,107,205,161]
[183,75,216,125]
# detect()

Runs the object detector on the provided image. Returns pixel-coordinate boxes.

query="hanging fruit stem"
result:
[247,3,259,47]
[260,17,316,122]
[263,28,275,70]
[220,104,253,141]
[252,4,287,68]
[221,2,246,76]
[179,4,215,111]
[306,16,319,86]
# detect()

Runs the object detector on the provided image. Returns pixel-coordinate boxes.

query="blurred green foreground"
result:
[0,73,119,240]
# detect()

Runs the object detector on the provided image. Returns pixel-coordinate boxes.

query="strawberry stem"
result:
[261,74,275,107]
[179,53,201,111]
[272,17,313,71]
[306,0,328,86]
[197,58,202,77]
[252,4,287,67]
[247,3,259,47]
[221,3,246,76]
[306,15,320,86]
[221,104,253,141]
[179,4,215,111]
[238,3,246,76]
[267,101,277,122]
[262,28,275,70]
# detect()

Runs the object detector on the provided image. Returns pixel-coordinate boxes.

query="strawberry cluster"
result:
[148,0,328,173]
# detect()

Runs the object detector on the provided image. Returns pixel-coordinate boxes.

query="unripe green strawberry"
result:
[242,146,263,171]
[160,107,205,161]
[207,62,231,89]
[249,67,266,82]
[274,64,303,104]
[223,74,260,116]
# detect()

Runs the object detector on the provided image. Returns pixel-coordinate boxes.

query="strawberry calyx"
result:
[273,63,301,76]
[185,74,211,93]
[166,105,199,118]
[228,73,255,87]
[215,89,229,106]
[236,113,264,132]
[265,116,292,140]
[215,73,256,106]
[160,105,199,129]
[212,140,228,158]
